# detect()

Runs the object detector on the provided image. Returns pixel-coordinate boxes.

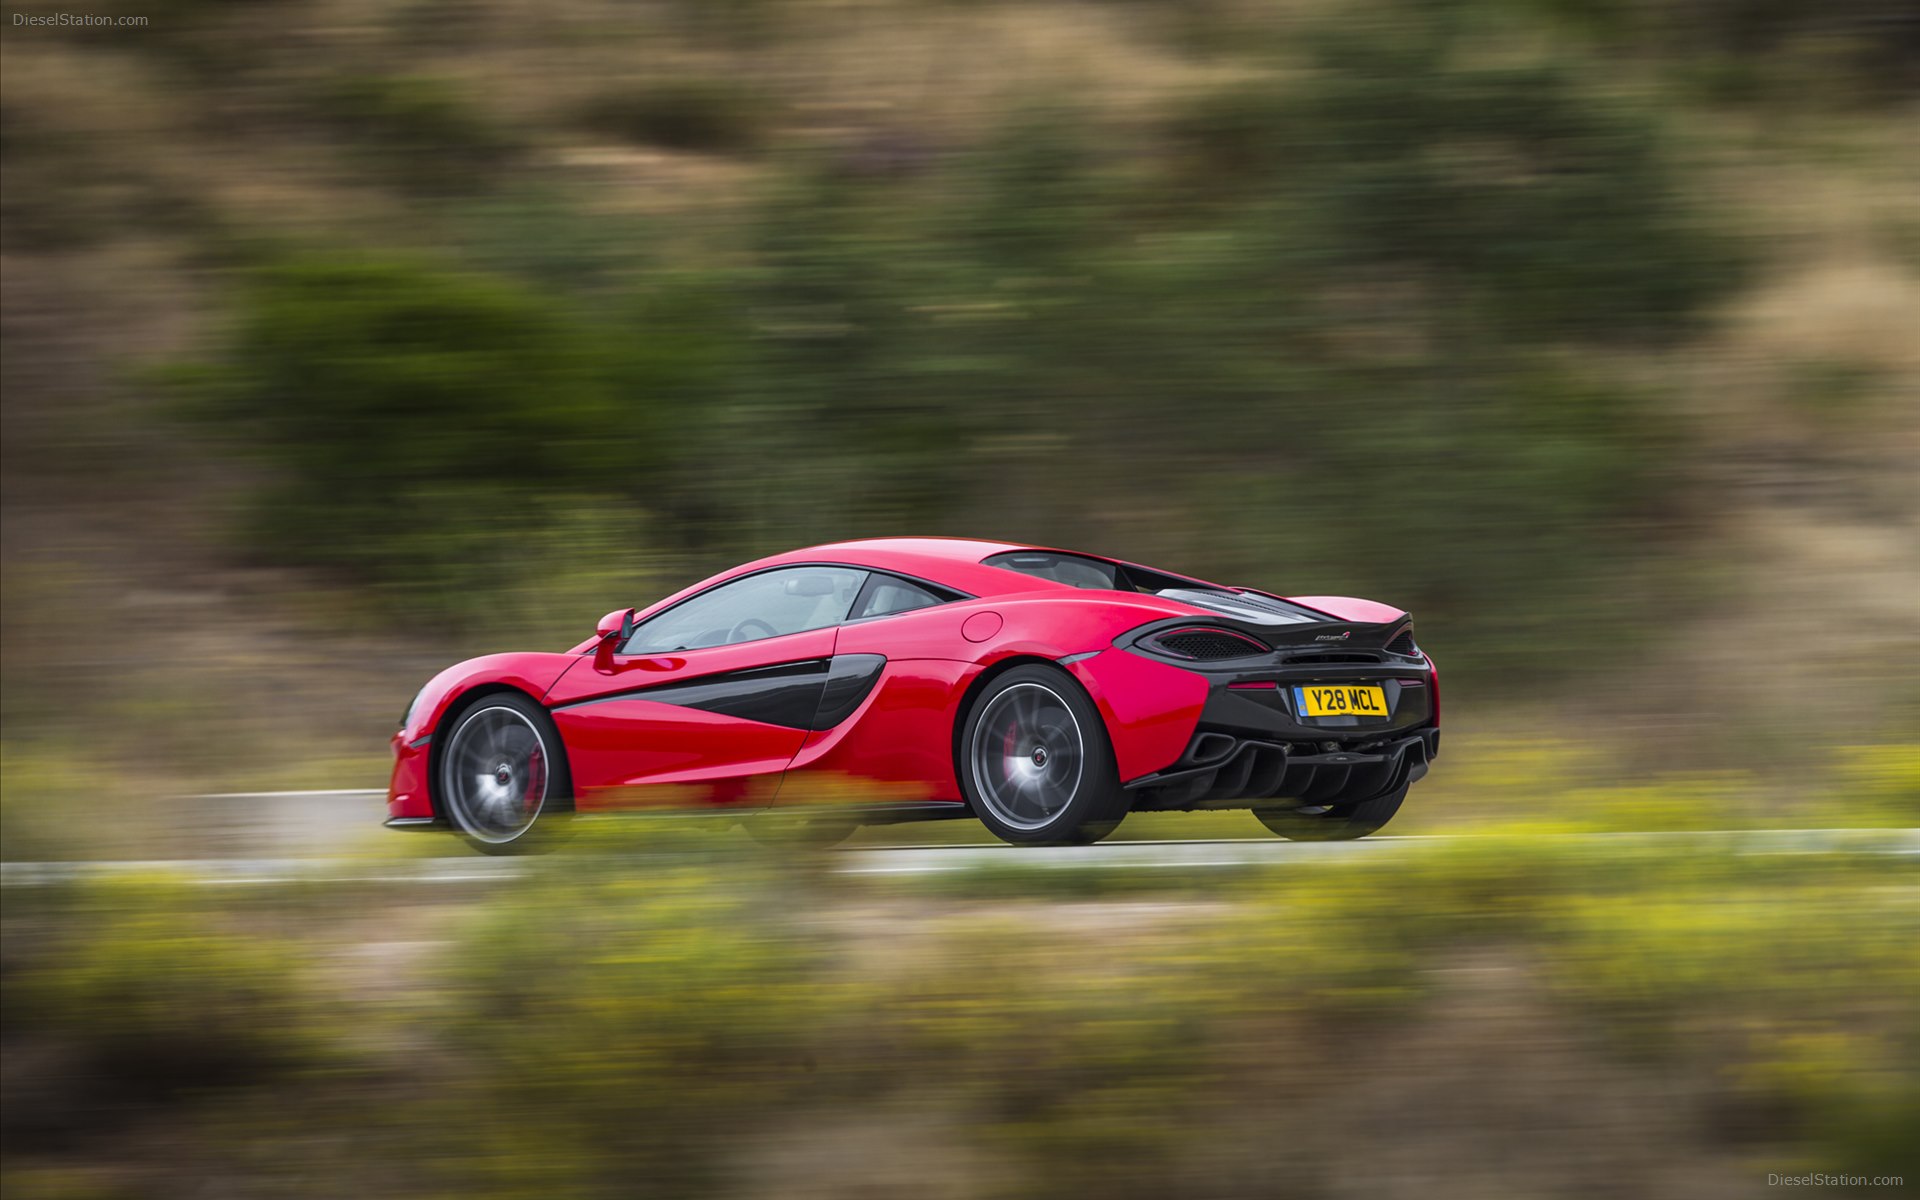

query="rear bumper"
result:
[1127,727,1439,811]
[1195,675,1434,741]
[1106,635,1440,808]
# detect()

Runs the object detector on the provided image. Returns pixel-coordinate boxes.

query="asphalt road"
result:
[4,806,1916,886]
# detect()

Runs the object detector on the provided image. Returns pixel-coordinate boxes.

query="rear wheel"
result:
[1253,782,1408,842]
[960,665,1128,846]
[437,692,571,855]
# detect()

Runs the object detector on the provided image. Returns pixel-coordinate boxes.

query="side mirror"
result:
[596,607,636,641]
[594,607,637,672]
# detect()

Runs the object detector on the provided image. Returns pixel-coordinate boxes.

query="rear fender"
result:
[1063,649,1211,783]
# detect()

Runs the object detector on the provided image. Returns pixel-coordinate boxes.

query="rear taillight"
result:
[1142,626,1270,661]
[1427,654,1440,726]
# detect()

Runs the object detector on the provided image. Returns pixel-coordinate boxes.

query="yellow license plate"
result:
[1295,684,1389,718]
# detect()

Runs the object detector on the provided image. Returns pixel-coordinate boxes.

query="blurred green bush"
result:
[182,4,1750,676]
[191,255,742,623]
[2,881,337,1102]
[572,78,772,153]
[1505,0,1920,103]
[205,256,611,550]
[320,75,524,193]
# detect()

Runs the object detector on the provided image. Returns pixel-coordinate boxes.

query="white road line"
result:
[837,828,1920,873]
[852,828,1920,854]
[0,857,529,885]
[2,828,1915,886]
[187,789,387,800]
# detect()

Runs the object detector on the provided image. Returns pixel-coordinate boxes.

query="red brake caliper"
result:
[523,749,547,814]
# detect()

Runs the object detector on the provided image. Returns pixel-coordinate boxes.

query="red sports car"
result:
[386,538,1439,851]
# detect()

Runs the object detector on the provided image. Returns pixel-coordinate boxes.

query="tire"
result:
[959,664,1128,846]
[1253,782,1408,842]
[436,691,572,855]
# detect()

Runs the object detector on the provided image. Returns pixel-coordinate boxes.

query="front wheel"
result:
[1253,782,1408,842]
[960,665,1128,846]
[437,692,572,855]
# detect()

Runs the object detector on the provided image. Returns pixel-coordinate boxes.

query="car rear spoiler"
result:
[1229,587,1408,627]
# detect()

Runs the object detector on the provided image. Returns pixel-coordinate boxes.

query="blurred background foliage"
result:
[135,0,1758,683]
[187,9,1747,678]
[0,0,1914,783]
[0,0,1914,790]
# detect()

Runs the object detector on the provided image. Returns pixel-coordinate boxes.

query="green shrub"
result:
[322,74,523,193]
[426,856,838,1195]
[3,881,334,1099]
[205,255,612,563]
[1167,17,1743,341]
[573,79,771,153]
[191,254,742,623]
[1506,0,1920,104]
[1832,743,1920,824]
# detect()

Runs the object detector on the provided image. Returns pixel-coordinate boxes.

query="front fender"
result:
[389,651,587,820]
[398,651,586,745]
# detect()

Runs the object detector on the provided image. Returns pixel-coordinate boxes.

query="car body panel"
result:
[555,702,804,808]
[387,651,587,820]
[786,591,1226,797]
[387,738,433,819]
[1064,648,1214,783]
[399,651,586,746]
[784,657,975,804]
[545,626,838,807]
[390,538,1439,831]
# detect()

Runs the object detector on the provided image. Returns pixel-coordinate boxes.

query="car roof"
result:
[744,536,1126,596]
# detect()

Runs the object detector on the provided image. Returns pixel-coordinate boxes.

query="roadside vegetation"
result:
[5,801,1915,1197]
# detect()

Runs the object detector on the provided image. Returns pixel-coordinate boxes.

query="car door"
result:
[781,573,975,805]
[545,565,868,809]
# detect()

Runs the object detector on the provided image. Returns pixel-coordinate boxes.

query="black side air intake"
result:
[810,654,887,729]
[1144,627,1270,661]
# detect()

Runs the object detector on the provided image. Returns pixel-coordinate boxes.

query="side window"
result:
[850,575,947,620]
[624,567,867,654]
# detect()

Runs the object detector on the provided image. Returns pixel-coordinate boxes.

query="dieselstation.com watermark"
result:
[12,11,148,25]
[1767,1173,1905,1188]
